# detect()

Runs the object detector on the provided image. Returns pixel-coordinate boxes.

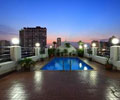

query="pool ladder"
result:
[63,60,72,71]
[63,60,64,71]
[70,60,72,71]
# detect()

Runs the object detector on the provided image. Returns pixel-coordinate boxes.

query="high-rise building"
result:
[19,26,47,49]
[57,37,61,47]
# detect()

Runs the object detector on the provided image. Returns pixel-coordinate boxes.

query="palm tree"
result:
[53,41,57,48]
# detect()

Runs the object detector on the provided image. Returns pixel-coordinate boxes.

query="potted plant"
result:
[63,49,68,56]
[77,49,84,57]
[69,52,72,56]
[56,49,60,56]
[18,58,35,71]
[105,57,113,70]
[48,48,55,58]
[72,50,76,56]
[88,49,92,61]
[61,52,63,56]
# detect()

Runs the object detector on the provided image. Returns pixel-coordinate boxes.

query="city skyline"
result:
[0,0,120,44]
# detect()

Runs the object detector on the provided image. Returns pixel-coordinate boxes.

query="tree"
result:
[65,43,70,48]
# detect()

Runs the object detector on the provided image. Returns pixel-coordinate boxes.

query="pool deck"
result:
[0,57,120,100]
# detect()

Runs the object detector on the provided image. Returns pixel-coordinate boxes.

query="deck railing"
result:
[97,49,110,57]
[0,46,11,63]
[21,47,35,58]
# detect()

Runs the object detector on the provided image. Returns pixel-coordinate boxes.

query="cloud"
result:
[0,25,18,40]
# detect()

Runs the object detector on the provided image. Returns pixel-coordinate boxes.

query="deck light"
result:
[112,38,119,45]
[12,38,19,45]
[92,43,96,47]
[35,43,40,47]
[84,44,88,48]
[79,45,83,49]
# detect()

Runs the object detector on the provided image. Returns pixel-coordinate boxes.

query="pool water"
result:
[41,57,93,71]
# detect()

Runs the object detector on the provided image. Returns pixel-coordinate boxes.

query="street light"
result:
[111,38,119,45]
[12,38,19,45]
[84,44,88,48]
[35,43,40,47]
[92,43,96,47]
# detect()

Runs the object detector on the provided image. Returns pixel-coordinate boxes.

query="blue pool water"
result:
[41,57,93,71]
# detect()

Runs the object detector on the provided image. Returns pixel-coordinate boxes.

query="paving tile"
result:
[0,58,120,100]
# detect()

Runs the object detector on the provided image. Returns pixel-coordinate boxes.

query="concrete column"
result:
[45,48,48,57]
[35,47,40,56]
[92,47,98,56]
[110,46,120,61]
[84,48,88,55]
[10,46,21,61]
[119,47,120,61]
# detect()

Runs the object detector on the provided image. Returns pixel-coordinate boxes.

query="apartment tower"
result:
[19,26,47,49]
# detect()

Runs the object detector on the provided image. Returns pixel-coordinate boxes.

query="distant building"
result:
[0,40,10,46]
[0,40,10,54]
[19,26,47,49]
[57,37,61,47]
[99,41,109,50]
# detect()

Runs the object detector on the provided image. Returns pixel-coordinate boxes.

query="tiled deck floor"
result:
[0,58,120,100]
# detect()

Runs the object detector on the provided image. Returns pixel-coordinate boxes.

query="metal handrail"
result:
[0,46,11,63]
[21,47,35,58]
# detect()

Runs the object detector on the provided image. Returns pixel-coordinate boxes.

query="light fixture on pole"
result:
[11,38,19,45]
[79,45,83,49]
[92,43,96,47]
[84,44,88,48]
[50,45,52,48]
[35,43,40,47]
[111,38,120,45]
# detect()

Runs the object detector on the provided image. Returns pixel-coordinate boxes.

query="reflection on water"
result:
[79,63,88,70]
[79,63,82,68]
[84,66,88,70]
[42,57,93,70]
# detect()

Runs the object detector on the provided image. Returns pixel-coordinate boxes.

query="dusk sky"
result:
[0,0,120,44]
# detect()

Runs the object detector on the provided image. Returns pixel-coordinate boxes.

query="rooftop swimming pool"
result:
[41,57,93,71]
